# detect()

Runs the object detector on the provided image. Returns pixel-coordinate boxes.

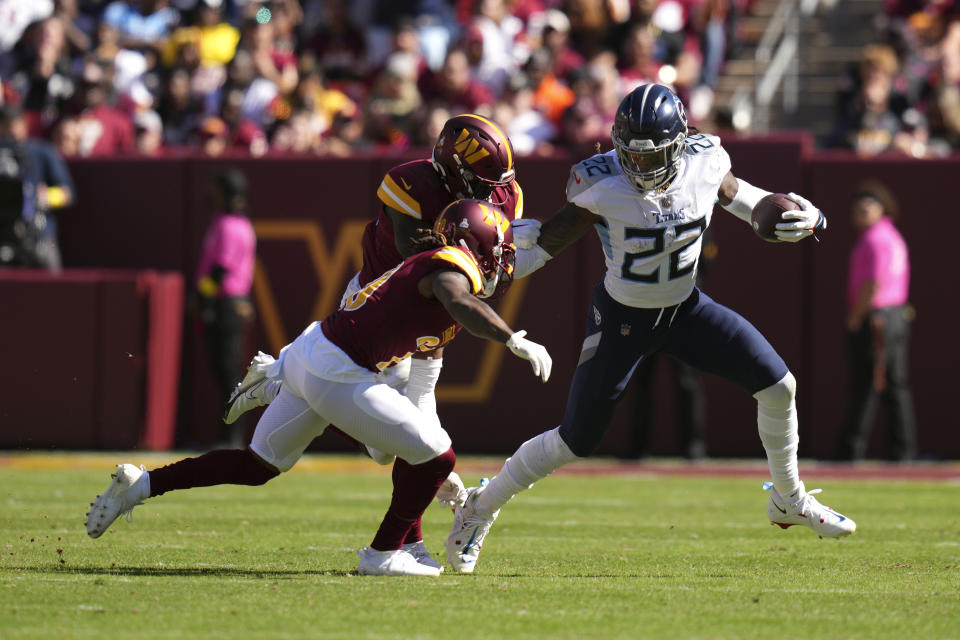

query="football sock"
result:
[753,372,801,498]
[148,448,279,497]
[403,519,423,545]
[371,447,455,551]
[474,427,577,519]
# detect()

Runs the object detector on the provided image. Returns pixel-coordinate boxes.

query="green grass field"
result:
[2,454,959,639]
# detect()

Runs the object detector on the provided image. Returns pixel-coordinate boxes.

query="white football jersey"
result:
[566,133,731,308]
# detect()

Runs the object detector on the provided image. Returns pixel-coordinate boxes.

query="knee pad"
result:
[753,371,796,411]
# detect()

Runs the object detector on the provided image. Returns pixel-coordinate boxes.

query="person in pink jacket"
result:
[195,168,257,446]
[837,182,916,462]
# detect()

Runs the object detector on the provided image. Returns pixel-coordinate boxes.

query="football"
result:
[751,193,800,242]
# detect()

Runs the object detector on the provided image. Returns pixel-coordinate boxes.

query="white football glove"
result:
[776,192,825,242]
[510,218,542,250]
[513,244,552,279]
[506,330,552,382]
[435,471,468,508]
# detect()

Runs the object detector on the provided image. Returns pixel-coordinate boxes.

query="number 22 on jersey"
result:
[620,218,706,283]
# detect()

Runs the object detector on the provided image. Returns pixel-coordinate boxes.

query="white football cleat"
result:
[86,464,149,538]
[767,482,856,538]
[356,547,441,577]
[402,540,444,572]
[445,486,499,573]
[223,351,276,424]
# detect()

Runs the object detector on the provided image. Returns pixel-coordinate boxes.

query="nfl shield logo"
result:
[593,305,601,326]
[620,324,631,336]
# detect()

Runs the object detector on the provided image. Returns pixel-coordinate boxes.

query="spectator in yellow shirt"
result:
[162,0,239,68]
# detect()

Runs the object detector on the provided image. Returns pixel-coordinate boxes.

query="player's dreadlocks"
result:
[408,228,448,253]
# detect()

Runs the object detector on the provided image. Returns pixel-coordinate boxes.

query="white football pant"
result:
[250,352,452,472]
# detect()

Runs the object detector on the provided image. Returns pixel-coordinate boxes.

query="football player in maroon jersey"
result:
[223,113,542,556]
[85,200,552,577]
[225,112,530,430]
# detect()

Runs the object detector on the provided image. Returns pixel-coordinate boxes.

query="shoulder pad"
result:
[682,133,730,186]
[431,247,483,295]
[510,181,524,220]
[491,180,524,220]
[567,152,620,203]
[683,133,722,156]
[377,160,439,220]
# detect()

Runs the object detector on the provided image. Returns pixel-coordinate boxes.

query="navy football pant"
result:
[559,285,789,457]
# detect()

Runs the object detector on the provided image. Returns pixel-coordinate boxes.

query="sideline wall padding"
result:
[0,269,182,449]
[23,141,954,459]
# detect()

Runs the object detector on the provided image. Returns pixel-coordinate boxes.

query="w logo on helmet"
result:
[479,203,509,233]
[454,129,491,164]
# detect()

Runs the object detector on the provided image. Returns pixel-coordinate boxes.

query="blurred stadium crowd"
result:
[831,0,960,157]
[0,0,753,158]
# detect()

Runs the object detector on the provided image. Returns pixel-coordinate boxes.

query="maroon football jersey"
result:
[321,246,485,373]
[358,159,524,285]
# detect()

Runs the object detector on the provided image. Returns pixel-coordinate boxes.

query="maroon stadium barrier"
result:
[4,139,951,459]
[0,269,183,449]
[804,154,955,460]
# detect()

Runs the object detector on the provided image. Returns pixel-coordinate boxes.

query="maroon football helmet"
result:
[434,198,516,298]
[431,114,516,204]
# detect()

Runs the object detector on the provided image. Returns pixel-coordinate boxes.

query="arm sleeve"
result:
[720,178,772,224]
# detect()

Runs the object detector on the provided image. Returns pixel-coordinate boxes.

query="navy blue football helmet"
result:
[611,83,688,192]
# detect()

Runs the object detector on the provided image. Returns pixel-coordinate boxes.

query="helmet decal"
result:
[456,114,513,171]
[433,199,516,298]
[455,128,491,164]
[432,115,516,203]
[479,202,509,234]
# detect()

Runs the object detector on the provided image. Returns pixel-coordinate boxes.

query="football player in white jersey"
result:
[446,83,856,574]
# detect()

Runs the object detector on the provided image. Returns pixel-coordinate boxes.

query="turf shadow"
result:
[14,565,353,578]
